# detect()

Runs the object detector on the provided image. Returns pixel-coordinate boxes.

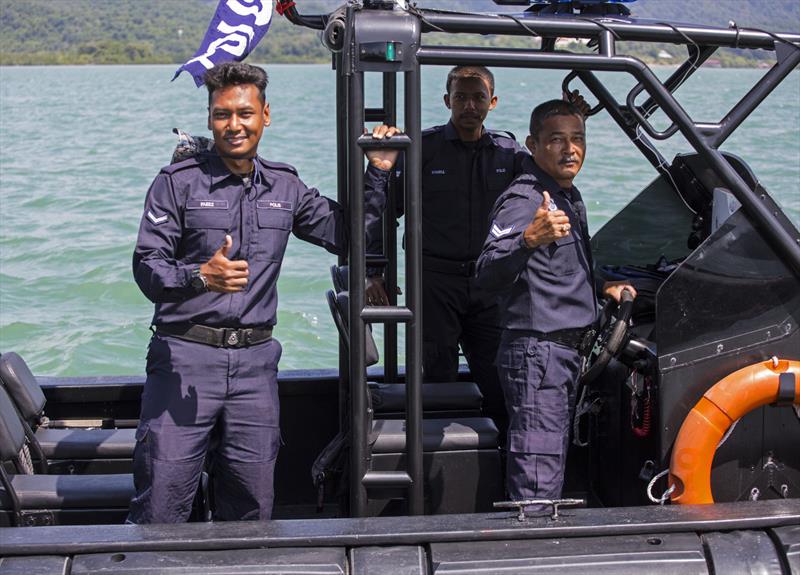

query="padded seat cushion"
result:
[2,473,134,509]
[370,382,483,413]
[371,417,498,454]
[0,352,45,421]
[36,428,136,459]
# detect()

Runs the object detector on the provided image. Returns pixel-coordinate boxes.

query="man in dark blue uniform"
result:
[364,66,529,433]
[129,63,391,523]
[476,99,635,503]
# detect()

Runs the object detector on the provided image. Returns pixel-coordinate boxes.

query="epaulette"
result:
[503,172,541,199]
[160,154,206,175]
[487,129,517,142]
[258,157,299,176]
[421,125,445,138]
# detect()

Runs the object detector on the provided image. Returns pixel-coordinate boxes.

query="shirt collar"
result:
[528,157,578,197]
[444,120,494,148]
[208,150,262,187]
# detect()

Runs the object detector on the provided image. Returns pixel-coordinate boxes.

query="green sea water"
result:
[0,64,798,376]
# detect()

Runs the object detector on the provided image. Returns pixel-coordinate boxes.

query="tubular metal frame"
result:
[323,3,800,518]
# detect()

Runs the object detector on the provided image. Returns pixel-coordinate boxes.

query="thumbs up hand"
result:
[522,191,572,248]
[200,234,250,293]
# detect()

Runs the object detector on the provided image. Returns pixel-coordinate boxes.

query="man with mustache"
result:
[365,66,529,435]
[475,99,635,503]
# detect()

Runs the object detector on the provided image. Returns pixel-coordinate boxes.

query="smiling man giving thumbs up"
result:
[476,99,634,506]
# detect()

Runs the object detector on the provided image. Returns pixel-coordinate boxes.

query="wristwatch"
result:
[191,267,209,293]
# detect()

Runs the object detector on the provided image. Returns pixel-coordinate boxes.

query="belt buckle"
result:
[223,328,243,348]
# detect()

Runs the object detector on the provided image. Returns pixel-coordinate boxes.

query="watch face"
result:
[191,275,206,291]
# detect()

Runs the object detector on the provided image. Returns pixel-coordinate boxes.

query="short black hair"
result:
[446,66,495,95]
[529,99,583,140]
[204,62,268,105]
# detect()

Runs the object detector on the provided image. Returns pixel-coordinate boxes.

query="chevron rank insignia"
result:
[490,221,514,238]
[147,210,168,225]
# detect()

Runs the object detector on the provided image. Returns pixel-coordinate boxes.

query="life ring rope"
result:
[668,358,799,504]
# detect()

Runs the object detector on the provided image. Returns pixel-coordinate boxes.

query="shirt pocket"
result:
[547,233,581,276]
[486,152,516,192]
[183,207,232,262]
[255,206,293,262]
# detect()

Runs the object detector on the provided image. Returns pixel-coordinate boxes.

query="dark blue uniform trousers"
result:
[127,334,282,523]
[496,332,580,501]
[422,269,506,435]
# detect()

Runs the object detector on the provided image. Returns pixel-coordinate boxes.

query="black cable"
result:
[576,17,621,41]
[499,13,541,39]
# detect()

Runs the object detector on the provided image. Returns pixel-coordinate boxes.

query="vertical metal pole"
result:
[348,69,369,517]
[598,30,615,58]
[382,71,399,384]
[404,65,424,515]
[335,53,350,438]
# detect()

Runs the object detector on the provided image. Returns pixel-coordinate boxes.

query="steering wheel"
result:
[581,289,636,385]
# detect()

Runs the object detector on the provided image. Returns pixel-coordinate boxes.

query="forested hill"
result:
[1,0,797,66]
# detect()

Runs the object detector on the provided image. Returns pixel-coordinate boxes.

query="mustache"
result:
[559,156,579,165]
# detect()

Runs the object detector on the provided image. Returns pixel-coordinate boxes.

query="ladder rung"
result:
[357,134,411,150]
[362,470,412,488]
[365,108,388,122]
[361,306,413,323]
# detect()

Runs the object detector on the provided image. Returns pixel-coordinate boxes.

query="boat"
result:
[1,0,798,572]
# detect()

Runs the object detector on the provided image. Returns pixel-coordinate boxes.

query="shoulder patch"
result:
[147,210,169,225]
[490,221,515,238]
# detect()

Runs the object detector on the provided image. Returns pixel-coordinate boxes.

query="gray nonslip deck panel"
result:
[69,548,346,574]
[0,556,69,575]
[430,532,707,574]
[703,530,783,574]
[350,546,427,575]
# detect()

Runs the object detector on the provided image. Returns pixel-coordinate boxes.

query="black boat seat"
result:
[371,416,498,454]
[369,382,482,414]
[327,290,482,415]
[0,385,135,525]
[0,352,136,461]
[1,473,134,510]
[326,290,380,366]
[368,416,503,515]
[34,428,136,459]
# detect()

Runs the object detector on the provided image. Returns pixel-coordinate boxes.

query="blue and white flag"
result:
[174,0,274,87]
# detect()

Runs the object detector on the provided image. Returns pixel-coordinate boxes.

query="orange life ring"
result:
[668,358,800,504]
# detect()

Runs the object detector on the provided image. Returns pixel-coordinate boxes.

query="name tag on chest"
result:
[187,200,229,210]
[257,200,293,211]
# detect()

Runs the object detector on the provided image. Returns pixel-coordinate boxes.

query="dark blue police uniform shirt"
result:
[133,151,346,328]
[364,121,529,263]
[475,156,597,332]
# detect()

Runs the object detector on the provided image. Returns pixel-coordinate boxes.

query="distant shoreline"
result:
[0,60,776,69]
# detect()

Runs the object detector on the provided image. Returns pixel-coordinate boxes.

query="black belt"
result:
[423,255,476,277]
[530,326,596,354]
[155,323,273,348]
